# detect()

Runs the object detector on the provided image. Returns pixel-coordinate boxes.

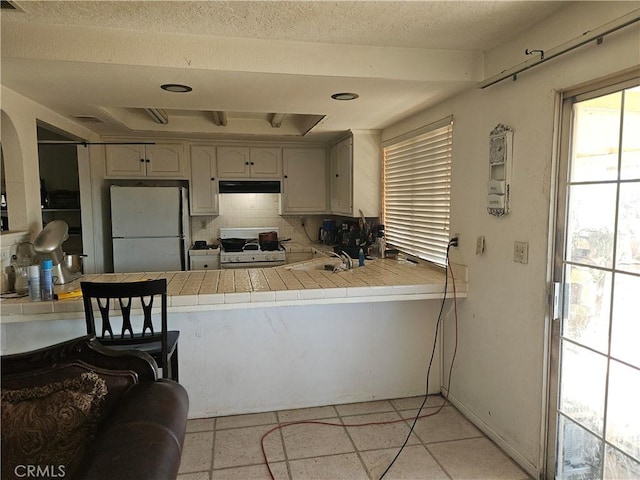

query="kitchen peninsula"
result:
[1,254,466,418]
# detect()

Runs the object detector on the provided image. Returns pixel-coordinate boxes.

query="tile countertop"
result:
[0,251,467,322]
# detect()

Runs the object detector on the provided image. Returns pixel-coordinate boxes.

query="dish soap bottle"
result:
[358,247,365,267]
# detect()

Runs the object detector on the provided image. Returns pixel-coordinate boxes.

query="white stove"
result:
[219,227,286,269]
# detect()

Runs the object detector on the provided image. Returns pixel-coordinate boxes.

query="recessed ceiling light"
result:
[161,84,192,93]
[331,92,359,101]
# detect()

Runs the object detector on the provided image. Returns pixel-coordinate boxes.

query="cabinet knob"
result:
[336,174,339,177]
[245,162,249,165]
[204,264,208,268]
[250,162,255,165]
[146,159,150,163]
[211,177,215,181]
[140,158,145,163]
[284,175,288,179]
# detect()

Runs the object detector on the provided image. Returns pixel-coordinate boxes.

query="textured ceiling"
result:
[4,1,563,50]
[1,1,567,141]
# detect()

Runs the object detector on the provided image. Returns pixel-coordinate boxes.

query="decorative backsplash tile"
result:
[190,193,327,245]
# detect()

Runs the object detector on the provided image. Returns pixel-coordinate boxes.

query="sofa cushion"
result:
[1,372,108,480]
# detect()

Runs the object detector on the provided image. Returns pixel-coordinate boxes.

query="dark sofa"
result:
[1,335,189,480]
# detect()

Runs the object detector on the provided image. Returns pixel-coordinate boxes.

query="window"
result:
[382,117,453,266]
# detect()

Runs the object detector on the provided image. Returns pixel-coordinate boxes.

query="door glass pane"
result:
[606,360,640,461]
[559,341,607,435]
[610,272,640,367]
[570,92,621,183]
[604,445,640,479]
[616,182,640,274]
[563,265,611,353]
[567,184,616,268]
[621,86,640,181]
[558,415,603,479]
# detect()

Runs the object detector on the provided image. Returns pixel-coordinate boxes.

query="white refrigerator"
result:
[110,185,190,272]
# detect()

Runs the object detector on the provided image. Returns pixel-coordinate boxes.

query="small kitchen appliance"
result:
[219,227,286,269]
[32,220,82,284]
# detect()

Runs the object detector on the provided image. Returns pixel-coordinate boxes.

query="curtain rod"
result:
[479,10,640,89]
[37,141,156,146]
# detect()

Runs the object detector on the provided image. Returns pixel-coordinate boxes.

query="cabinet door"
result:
[190,255,220,270]
[105,144,146,177]
[217,147,251,178]
[190,146,218,215]
[331,137,353,215]
[250,148,282,177]
[282,148,327,213]
[146,144,187,178]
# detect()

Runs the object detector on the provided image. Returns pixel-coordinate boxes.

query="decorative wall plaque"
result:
[487,124,513,217]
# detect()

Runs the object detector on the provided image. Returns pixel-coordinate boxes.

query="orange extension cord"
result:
[260,259,460,480]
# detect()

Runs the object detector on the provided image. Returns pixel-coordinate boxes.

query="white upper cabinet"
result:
[105,143,187,179]
[330,137,353,215]
[189,145,218,216]
[250,148,282,177]
[282,147,327,214]
[217,146,282,178]
[330,131,381,218]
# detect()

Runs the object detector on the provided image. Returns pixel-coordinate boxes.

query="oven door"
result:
[220,260,285,269]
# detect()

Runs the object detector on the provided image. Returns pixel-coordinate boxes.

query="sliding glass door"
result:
[549,80,640,479]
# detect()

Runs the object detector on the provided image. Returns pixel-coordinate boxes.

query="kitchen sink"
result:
[284,258,342,271]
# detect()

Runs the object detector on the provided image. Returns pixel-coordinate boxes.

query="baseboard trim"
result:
[442,390,540,479]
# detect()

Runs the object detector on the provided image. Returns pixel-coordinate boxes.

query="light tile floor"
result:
[178,395,531,480]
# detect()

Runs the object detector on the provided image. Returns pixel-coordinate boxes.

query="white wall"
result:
[382,3,640,476]
[0,87,98,233]
[0,88,100,278]
[1,299,444,418]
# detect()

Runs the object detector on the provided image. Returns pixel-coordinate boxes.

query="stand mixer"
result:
[33,220,82,284]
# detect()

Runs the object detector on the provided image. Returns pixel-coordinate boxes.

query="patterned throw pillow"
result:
[1,372,108,480]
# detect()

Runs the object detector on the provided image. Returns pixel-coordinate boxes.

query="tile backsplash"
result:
[190,193,328,245]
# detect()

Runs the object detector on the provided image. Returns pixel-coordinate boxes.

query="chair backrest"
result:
[80,279,168,371]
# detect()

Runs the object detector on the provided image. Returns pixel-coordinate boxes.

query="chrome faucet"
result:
[327,251,353,270]
[340,252,353,269]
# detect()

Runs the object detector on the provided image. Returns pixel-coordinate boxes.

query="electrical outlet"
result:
[514,241,529,264]
[0,248,11,264]
[476,235,485,255]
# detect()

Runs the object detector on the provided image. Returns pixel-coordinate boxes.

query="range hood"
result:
[218,180,281,194]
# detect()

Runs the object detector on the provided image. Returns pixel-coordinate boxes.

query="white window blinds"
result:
[383,118,453,266]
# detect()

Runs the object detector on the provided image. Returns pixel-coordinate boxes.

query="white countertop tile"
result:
[1,255,467,322]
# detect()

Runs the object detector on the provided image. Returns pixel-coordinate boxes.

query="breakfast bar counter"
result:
[1,256,467,418]
[0,257,466,320]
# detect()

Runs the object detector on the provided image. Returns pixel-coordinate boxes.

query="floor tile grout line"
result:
[396,396,457,480]
[209,417,217,479]
[274,410,294,480]
[338,411,376,480]
[424,442,455,480]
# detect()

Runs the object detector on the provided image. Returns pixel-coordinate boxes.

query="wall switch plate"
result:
[514,241,529,264]
[476,235,485,255]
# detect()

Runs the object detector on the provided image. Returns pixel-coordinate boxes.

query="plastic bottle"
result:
[41,259,54,301]
[377,237,386,258]
[11,255,29,296]
[28,265,42,301]
[358,248,365,267]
